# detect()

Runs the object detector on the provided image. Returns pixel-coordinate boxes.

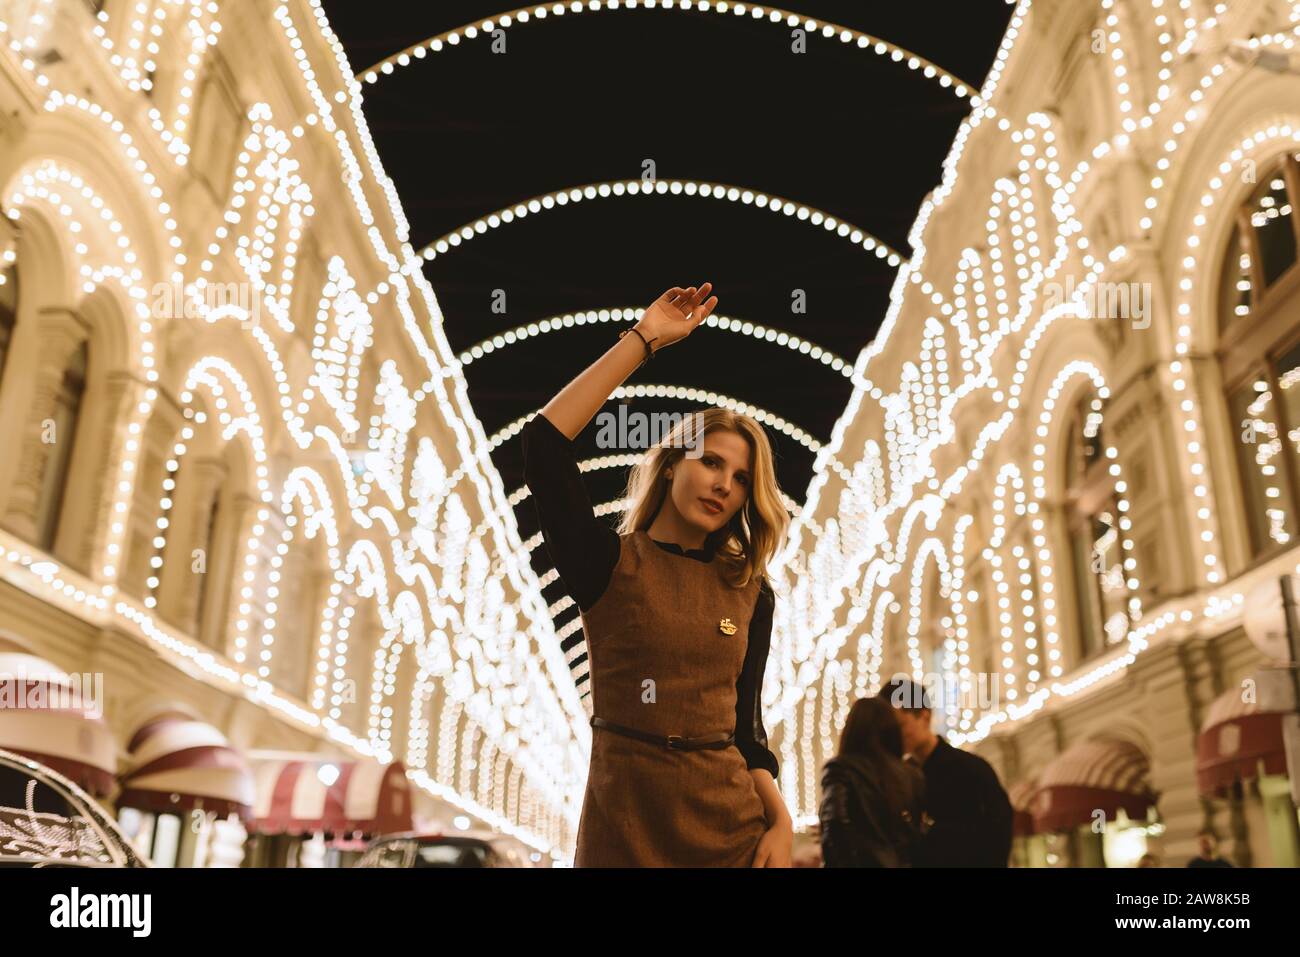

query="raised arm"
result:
[538,284,719,440]
[523,283,720,611]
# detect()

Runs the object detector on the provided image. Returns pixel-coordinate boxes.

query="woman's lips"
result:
[699,498,723,515]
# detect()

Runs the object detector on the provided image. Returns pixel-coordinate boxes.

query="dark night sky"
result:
[319,0,1012,638]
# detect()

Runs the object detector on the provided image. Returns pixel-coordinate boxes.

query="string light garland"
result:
[356,0,979,105]
[770,1,1300,821]
[10,0,1300,853]
[416,178,907,268]
[457,307,855,378]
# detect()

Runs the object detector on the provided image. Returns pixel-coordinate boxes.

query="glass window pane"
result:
[33,344,88,551]
[1218,225,1254,329]
[1229,377,1293,554]
[1276,341,1300,466]
[1249,173,1297,288]
[1071,519,1103,660]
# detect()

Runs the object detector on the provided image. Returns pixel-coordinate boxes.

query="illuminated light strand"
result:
[488,389,826,458]
[905,538,950,679]
[296,0,859,817]
[983,466,1030,704]
[1034,363,1143,658]
[2,161,163,590]
[0,528,394,767]
[279,4,596,772]
[846,0,1029,393]
[5,3,588,845]
[279,6,592,776]
[142,1,222,163]
[457,307,854,378]
[260,468,342,689]
[417,179,907,268]
[357,0,978,104]
[949,514,973,731]
[860,588,894,698]
[783,116,1129,687]
[1100,0,1136,132]
[1169,124,1300,584]
[769,3,1289,806]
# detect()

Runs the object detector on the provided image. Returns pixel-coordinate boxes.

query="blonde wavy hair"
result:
[616,407,789,590]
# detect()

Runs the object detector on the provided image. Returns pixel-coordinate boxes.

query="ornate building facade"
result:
[770,0,1300,866]
[0,0,587,862]
[3,0,1300,869]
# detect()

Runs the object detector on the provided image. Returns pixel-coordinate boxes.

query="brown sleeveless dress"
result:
[574,529,770,867]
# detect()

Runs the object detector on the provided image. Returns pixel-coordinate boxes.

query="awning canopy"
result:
[0,638,116,797]
[1007,778,1039,837]
[1031,738,1155,833]
[1197,668,1295,798]
[249,755,412,838]
[118,711,254,819]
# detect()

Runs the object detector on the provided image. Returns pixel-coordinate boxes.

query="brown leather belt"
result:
[590,716,734,751]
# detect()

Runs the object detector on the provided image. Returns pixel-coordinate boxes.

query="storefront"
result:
[1031,738,1160,868]
[246,753,413,868]
[1009,778,1046,868]
[115,710,255,868]
[0,634,116,800]
[1196,668,1300,867]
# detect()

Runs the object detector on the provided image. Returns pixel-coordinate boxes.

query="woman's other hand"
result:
[633,283,718,352]
[751,818,794,868]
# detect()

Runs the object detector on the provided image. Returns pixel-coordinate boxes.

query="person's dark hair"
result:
[878,675,932,715]
[834,697,914,819]
[839,696,904,760]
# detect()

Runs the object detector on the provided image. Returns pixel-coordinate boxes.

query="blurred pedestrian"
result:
[819,696,928,867]
[878,676,1014,866]
[1187,830,1233,868]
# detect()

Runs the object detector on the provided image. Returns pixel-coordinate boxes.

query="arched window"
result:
[33,342,87,552]
[1064,391,1133,661]
[193,489,225,648]
[1219,153,1300,558]
[269,532,322,701]
[0,259,16,387]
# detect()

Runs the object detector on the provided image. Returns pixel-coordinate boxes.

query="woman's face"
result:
[668,429,754,534]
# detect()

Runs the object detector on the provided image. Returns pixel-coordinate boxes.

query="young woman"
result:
[818,696,928,867]
[522,283,794,867]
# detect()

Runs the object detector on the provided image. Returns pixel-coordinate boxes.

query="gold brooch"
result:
[718,617,737,636]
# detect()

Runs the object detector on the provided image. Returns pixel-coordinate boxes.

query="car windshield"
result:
[0,762,117,867]
[413,840,492,868]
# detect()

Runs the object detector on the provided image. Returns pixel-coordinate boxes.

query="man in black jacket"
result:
[879,677,1014,867]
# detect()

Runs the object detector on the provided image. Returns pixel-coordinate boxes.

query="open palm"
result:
[634,283,719,352]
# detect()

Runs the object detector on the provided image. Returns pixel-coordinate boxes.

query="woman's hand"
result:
[633,283,718,353]
[751,818,794,868]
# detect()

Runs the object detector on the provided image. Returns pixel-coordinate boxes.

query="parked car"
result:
[355,829,534,868]
[0,747,148,868]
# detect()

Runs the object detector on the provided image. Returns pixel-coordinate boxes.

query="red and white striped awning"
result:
[118,711,254,819]
[0,637,116,797]
[1197,668,1295,797]
[249,755,412,838]
[1007,778,1039,837]
[1031,738,1155,833]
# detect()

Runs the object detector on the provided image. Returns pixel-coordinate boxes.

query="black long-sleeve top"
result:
[521,412,780,779]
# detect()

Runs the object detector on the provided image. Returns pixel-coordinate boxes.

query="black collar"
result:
[649,536,716,562]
